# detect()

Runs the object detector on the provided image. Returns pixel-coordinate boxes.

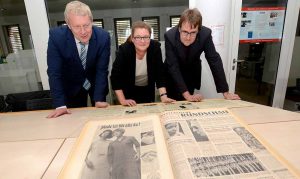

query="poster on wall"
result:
[240,7,285,43]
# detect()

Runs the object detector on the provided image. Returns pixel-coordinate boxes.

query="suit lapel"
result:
[130,43,137,84]
[188,36,201,60]
[175,29,188,62]
[146,41,153,83]
[86,28,96,70]
[66,28,84,70]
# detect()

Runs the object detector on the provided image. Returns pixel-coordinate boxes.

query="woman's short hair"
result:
[131,21,152,35]
[99,129,113,139]
[113,128,126,135]
[64,1,93,24]
[127,21,152,43]
[178,8,202,30]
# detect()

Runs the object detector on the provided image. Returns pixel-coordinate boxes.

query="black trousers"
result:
[126,85,154,103]
[66,87,95,108]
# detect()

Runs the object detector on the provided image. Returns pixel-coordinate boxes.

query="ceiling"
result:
[0,0,188,16]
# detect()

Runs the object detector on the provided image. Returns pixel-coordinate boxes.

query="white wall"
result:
[24,0,50,90]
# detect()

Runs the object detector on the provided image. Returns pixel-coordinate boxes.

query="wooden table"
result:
[0,100,299,178]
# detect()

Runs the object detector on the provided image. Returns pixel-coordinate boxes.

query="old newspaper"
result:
[59,108,300,179]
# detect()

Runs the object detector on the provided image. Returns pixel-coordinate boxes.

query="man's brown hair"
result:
[178,8,202,30]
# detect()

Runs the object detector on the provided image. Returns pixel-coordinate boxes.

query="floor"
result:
[235,77,272,106]
[236,77,300,112]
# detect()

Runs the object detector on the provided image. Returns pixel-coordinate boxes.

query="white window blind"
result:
[170,16,180,27]
[93,19,104,28]
[6,25,23,53]
[114,18,131,47]
[142,16,160,41]
[57,19,104,29]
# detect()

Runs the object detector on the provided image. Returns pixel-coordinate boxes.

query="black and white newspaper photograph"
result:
[80,116,169,179]
[160,109,297,179]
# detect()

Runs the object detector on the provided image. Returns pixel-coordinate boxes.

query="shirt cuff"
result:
[56,106,67,109]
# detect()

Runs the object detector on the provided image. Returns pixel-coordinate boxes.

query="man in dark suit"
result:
[164,8,240,101]
[47,1,110,118]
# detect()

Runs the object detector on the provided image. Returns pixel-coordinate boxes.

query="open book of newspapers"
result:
[60,108,300,179]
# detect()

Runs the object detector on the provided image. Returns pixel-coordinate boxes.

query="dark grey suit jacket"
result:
[164,25,229,96]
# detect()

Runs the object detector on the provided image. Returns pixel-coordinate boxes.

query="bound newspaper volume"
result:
[59,108,300,179]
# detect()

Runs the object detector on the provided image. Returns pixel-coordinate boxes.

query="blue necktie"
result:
[79,42,91,90]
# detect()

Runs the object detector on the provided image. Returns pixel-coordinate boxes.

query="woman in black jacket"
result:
[111,21,175,106]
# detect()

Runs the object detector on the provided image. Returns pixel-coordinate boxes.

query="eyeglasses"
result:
[71,23,92,32]
[179,29,198,38]
[133,36,151,41]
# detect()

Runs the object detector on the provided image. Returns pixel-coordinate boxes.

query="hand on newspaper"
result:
[183,91,203,102]
[160,95,176,103]
[223,92,240,100]
[120,99,137,106]
[46,108,71,118]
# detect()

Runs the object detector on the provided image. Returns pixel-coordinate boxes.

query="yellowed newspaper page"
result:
[160,108,300,179]
[59,114,174,179]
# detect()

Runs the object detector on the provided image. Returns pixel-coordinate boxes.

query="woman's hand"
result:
[183,92,203,102]
[120,99,137,106]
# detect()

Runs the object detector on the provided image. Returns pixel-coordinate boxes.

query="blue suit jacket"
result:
[47,25,111,108]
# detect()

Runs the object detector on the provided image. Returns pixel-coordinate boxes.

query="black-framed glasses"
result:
[133,36,151,41]
[179,29,198,37]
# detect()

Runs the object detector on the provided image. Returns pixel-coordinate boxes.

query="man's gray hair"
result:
[64,1,93,24]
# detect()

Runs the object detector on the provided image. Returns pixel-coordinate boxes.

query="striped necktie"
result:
[79,42,91,90]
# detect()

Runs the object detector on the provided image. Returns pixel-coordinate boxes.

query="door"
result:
[283,4,300,111]
[230,0,299,107]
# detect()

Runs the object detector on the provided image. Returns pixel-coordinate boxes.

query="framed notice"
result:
[240,7,285,43]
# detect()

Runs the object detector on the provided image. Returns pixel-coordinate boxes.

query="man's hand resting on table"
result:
[95,101,109,108]
[223,92,240,100]
[47,108,71,118]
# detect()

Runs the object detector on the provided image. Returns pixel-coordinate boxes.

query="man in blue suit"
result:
[47,1,110,118]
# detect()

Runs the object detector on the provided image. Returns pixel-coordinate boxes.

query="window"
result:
[57,19,104,28]
[142,16,160,41]
[4,25,24,53]
[93,19,104,29]
[170,15,180,27]
[114,18,131,47]
[57,21,67,26]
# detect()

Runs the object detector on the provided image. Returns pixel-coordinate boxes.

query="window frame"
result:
[114,17,132,48]
[170,15,180,28]
[3,24,24,53]
[142,16,160,41]
[57,19,104,29]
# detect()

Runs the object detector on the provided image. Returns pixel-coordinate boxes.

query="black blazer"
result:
[110,40,166,100]
[164,26,229,94]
